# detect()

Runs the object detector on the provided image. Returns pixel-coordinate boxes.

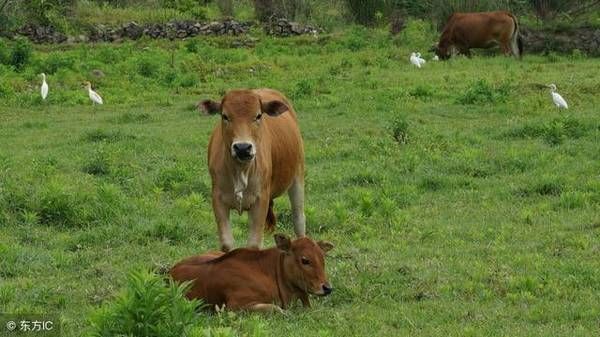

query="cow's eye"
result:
[255,113,262,122]
[221,114,229,122]
[301,257,310,265]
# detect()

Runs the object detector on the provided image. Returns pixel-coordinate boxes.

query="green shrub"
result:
[43,52,76,74]
[114,112,152,124]
[137,56,161,78]
[390,114,409,144]
[0,80,13,99]
[0,39,8,65]
[9,38,33,71]
[82,149,111,176]
[396,19,436,50]
[456,80,510,105]
[344,0,384,26]
[409,84,434,101]
[177,73,198,88]
[542,116,586,145]
[90,269,200,337]
[504,116,588,146]
[292,78,315,98]
[36,180,80,227]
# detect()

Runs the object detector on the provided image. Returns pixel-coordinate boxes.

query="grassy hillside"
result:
[1,25,599,336]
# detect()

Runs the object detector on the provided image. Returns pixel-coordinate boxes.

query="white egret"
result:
[410,52,421,68]
[416,52,426,66]
[548,84,568,110]
[40,73,48,100]
[85,81,103,105]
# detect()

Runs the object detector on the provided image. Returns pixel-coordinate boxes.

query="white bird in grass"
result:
[410,52,421,68]
[85,81,103,105]
[432,55,439,61]
[416,52,426,66]
[548,83,568,110]
[40,73,48,100]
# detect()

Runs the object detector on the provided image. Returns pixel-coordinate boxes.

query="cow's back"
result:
[442,11,514,48]
[171,249,279,307]
[252,88,304,197]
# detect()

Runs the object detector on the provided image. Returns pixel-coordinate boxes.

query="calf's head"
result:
[201,90,289,163]
[275,234,334,296]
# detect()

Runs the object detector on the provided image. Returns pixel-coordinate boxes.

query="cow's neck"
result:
[277,253,306,307]
[228,158,257,212]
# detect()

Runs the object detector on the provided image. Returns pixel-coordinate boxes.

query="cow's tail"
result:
[509,12,523,58]
[265,199,276,232]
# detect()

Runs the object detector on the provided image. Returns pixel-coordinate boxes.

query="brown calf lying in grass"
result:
[170,234,333,313]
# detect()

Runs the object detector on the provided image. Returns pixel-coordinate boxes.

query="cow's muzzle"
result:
[316,282,332,296]
[322,283,333,295]
[232,142,255,162]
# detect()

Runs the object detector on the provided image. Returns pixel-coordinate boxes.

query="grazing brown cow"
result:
[434,11,523,60]
[170,234,334,313]
[201,89,305,252]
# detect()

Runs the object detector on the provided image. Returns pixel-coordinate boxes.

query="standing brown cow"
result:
[434,11,523,60]
[201,89,305,252]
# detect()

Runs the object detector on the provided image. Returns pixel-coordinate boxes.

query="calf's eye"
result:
[222,114,230,122]
[255,113,262,122]
[301,257,310,265]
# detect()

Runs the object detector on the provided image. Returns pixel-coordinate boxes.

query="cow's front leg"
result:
[213,192,234,252]
[299,293,311,308]
[247,194,269,249]
[247,303,285,314]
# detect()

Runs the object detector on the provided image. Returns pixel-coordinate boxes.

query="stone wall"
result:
[12,20,600,56]
[521,26,600,56]
[14,18,321,44]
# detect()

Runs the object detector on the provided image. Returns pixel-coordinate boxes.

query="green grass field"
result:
[1,24,599,336]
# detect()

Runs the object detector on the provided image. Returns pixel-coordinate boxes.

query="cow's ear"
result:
[261,100,289,117]
[199,99,221,115]
[317,240,334,253]
[274,233,291,252]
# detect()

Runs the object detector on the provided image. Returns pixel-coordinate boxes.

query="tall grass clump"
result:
[395,19,436,49]
[9,38,33,71]
[90,269,200,337]
[456,79,510,105]
[344,0,384,26]
[390,114,409,144]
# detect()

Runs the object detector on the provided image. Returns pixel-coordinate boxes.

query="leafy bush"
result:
[9,38,33,71]
[504,116,588,145]
[542,116,586,145]
[292,78,315,98]
[396,19,436,49]
[90,269,200,337]
[137,56,161,78]
[390,114,409,144]
[0,39,8,65]
[35,180,80,226]
[82,149,111,176]
[0,80,13,99]
[456,80,511,105]
[409,84,434,101]
[44,52,76,74]
[19,0,76,26]
[344,0,384,26]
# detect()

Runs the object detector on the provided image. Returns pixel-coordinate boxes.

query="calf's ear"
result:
[199,99,221,115]
[317,240,334,253]
[261,100,289,117]
[274,233,291,252]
